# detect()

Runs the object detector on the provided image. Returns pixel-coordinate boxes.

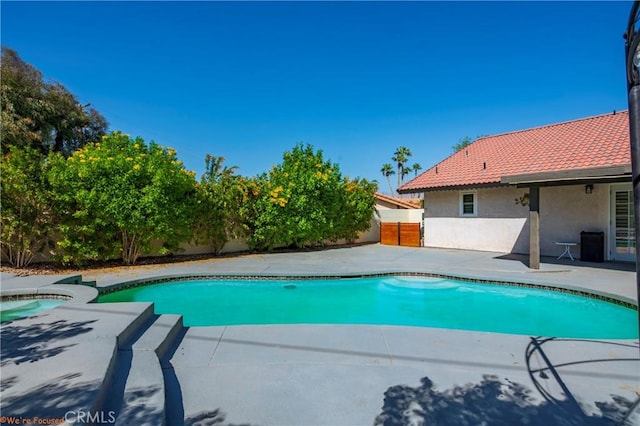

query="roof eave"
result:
[501,165,632,186]
[398,182,508,194]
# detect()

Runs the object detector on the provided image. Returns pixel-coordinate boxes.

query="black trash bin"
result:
[580,231,604,262]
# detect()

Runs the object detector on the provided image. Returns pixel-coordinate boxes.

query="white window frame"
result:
[459,191,477,217]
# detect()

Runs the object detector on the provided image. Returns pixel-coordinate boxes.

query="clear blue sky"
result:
[1,1,632,191]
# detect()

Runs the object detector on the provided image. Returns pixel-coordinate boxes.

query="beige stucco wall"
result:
[423,187,529,253]
[422,184,610,257]
[179,216,381,255]
[177,237,250,256]
[378,209,423,223]
[425,187,529,218]
[539,184,608,257]
[25,216,381,264]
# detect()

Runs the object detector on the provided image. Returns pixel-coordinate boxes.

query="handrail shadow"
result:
[374,337,639,425]
[526,337,640,425]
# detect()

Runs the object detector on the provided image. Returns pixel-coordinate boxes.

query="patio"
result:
[1,244,638,425]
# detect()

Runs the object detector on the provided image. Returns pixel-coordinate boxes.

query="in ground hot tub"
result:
[0,297,68,322]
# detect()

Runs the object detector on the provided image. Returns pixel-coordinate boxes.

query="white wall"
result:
[424,217,528,253]
[424,187,530,253]
[422,184,609,257]
[378,209,423,223]
[355,216,381,243]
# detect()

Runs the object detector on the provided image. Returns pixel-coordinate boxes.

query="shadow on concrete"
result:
[114,384,164,424]
[1,373,169,424]
[184,409,253,426]
[1,375,18,392]
[0,317,96,367]
[525,337,640,425]
[0,373,100,419]
[163,327,188,425]
[495,253,636,272]
[375,337,638,426]
[164,328,254,426]
[374,375,633,426]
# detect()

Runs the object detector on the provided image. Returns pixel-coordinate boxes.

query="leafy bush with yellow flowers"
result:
[247,143,376,251]
[336,176,378,243]
[48,131,197,265]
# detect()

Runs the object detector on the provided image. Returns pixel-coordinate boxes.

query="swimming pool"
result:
[0,298,66,322]
[98,275,638,338]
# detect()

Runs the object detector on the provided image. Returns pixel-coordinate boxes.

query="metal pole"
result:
[624,1,640,340]
[629,86,640,341]
[528,185,540,270]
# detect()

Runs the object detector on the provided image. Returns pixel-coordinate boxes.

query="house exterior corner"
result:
[400,111,633,263]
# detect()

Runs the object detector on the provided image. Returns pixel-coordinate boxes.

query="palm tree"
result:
[452,136,473,153]
[408,163,423,198]
[402,167,411,186]
[380,163,395,195]
[392,146,412,193]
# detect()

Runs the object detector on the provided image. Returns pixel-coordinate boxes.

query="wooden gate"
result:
[380,222,421,247]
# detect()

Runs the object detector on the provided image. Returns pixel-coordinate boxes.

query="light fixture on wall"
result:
[515,193,530,206]
[585,184,594,194]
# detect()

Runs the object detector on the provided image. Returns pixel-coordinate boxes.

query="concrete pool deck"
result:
[1,244,639,425]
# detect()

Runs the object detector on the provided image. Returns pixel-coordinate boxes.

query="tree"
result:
[452,135,489,152]
[401,165,412,185]
[1,48,47,150]
[1,46,108,156]
[411,162,422,177]
[247,143,375,251]
[392,146,413,190]
[380,163,396,194]
[0,146,53,267]
[192,155,247,254]
[452,136,477,152]
[335,177,377,243]
[48,131,197,265]
[46,82,108,155]
[247,143,342,250]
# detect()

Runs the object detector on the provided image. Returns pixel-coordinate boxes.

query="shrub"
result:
[48,131,197,265]
[247,143,376,250]
[0,146,53,267]
[192,155,248,254]
[335,177,377,243]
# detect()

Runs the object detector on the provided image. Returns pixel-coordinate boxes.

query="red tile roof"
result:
[399,111,630,192]
[375,192,421,209]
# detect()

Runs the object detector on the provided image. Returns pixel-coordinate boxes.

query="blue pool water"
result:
[0,299,65,322]
[97,276,638,338]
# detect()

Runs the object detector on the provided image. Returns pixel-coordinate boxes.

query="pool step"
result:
[134,314,184,360]
[114,349,165,425]
[102,313,185,426]
[14,302,157,426]
[83,302,156,424]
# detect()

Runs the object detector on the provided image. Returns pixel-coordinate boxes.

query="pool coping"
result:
[96,271,639,310]
[0,274,99,305]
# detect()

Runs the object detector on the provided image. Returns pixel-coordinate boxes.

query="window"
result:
[460,191,477,216]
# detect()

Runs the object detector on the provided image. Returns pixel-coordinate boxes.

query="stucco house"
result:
[398,111,632,265]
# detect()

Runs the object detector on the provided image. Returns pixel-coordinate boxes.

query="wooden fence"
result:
[380,222,421,247]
